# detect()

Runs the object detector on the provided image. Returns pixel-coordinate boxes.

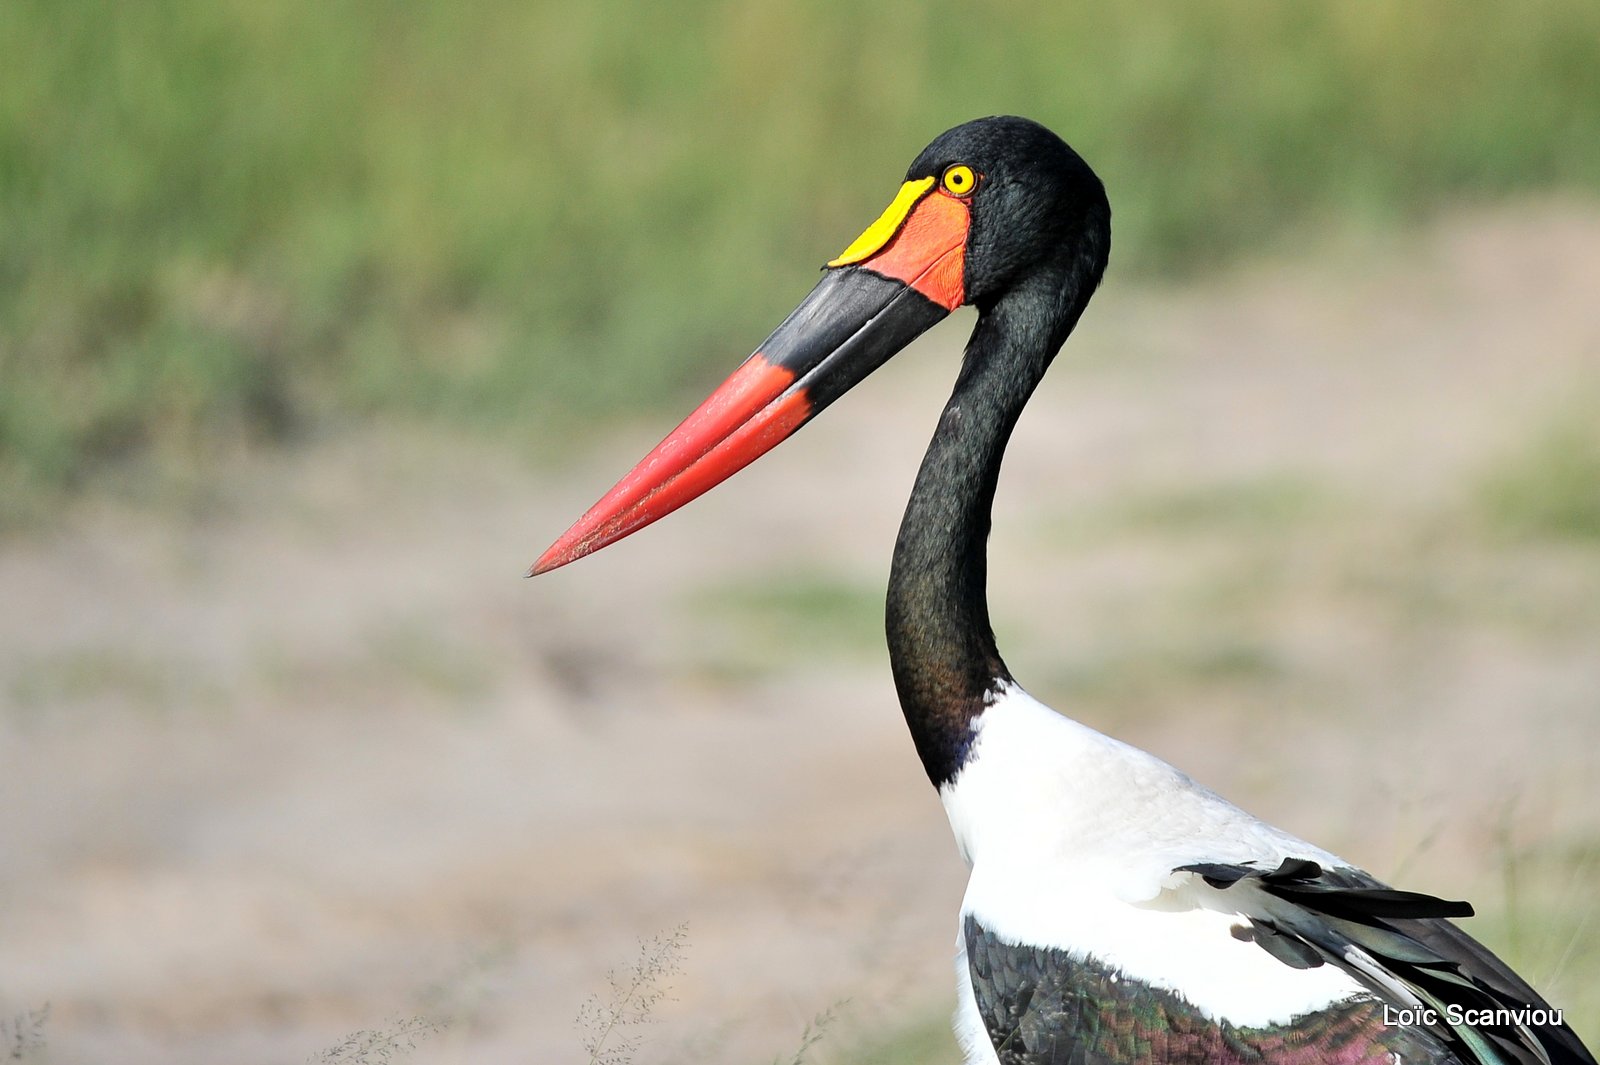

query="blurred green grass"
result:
[5,0,1600,503]
[1478,400,1600,544]
[851,1012,964,1065]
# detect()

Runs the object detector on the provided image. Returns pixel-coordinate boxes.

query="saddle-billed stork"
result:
[532,116,1593,1065]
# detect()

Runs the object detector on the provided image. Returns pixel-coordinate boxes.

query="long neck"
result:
[886,266,1100,788]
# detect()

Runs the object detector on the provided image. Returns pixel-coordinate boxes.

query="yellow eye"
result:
[941,164,977,196]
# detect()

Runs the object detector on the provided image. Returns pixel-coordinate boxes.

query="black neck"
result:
[886,259,1104,789]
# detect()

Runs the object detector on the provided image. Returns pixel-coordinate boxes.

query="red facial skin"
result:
[859,189,969,311]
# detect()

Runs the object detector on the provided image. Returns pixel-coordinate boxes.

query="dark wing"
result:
[1180,858,1594,1065]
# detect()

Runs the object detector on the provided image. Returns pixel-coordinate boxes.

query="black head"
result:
[905,116,1111,311]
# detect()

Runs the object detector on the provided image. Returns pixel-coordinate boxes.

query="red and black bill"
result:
[531,173,974,575]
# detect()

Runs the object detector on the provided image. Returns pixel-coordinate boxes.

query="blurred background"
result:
[2,1,1599,1062]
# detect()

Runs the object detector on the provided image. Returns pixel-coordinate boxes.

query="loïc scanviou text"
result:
[1382,1005,1564,1028]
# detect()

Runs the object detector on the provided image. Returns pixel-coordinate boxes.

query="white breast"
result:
[939,683,1368,1030]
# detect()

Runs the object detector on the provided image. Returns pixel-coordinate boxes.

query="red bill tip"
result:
[531,355,811,575]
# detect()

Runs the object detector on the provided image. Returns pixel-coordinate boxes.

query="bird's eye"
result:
[941,164,977,197]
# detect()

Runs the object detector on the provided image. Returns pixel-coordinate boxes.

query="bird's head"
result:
[855,115,1110,310]
[532,116,1110,576]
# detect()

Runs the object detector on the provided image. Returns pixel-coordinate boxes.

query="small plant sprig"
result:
[577,924,689,1065]
[308,1014,442,1064]
[1,1005,48,1063]
[773,1000,847,1065]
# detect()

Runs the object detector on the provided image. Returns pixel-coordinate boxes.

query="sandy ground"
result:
[2,202,1599,1064]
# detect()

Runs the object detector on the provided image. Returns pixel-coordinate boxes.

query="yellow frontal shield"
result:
[827,177,936,267]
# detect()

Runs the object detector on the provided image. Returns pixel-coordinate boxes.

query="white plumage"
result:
[943,683,1368,1054]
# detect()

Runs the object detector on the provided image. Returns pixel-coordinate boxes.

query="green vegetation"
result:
[851,1012,964,1065]
[1043,475,1331,544]
[6,0,1600,501]
[6,645,213,719]
[1469,825,1600,1034]
[1478,404,1600,543]
[256,618,494,710]
[688,571,885,678]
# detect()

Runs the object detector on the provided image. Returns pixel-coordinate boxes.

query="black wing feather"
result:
[1179,858,1594,1065]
